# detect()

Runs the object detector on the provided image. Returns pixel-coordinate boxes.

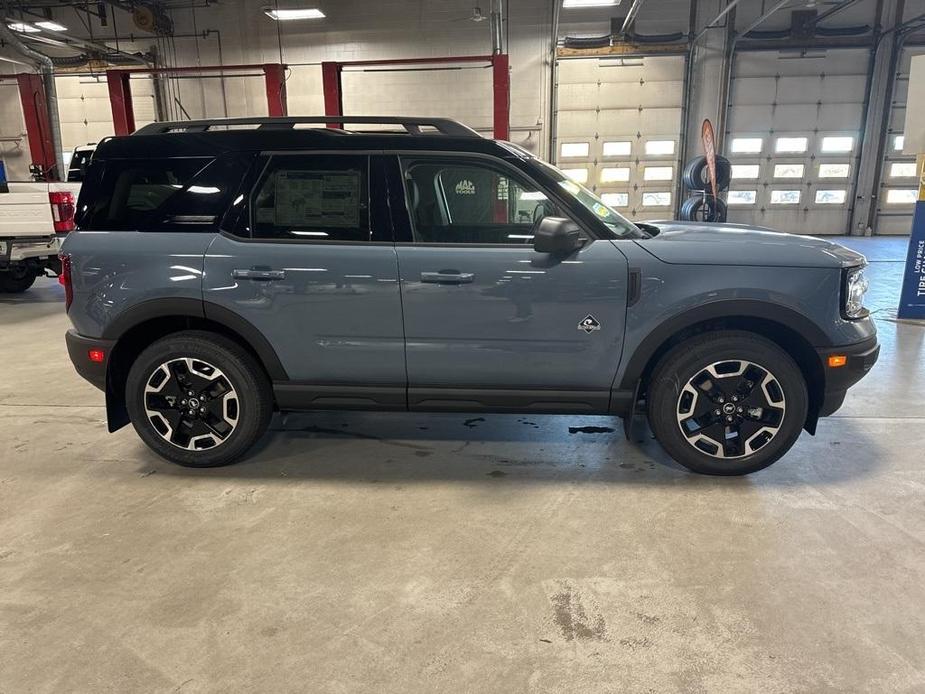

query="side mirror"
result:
[533,217,584,255]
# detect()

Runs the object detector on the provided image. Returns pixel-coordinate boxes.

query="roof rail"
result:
[132,116,481,138]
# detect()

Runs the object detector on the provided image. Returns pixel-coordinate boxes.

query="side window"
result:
[249,155,369,242]
[77,157,211,230]
[149,153,255,232]
[401,158,561,244]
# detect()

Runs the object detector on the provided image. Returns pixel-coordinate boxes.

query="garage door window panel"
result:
[602,141,632,157]
[775,137,809,154]
[819,163,851,178]
[773,163,805,179]
[731,164,761,180]
[770,190,802,204]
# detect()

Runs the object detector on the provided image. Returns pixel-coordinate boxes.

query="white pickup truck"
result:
[0,180,80,292]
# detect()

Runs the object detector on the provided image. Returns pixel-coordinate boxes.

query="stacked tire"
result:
[680,155,730,223]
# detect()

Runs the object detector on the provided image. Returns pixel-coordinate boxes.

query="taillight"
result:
[49,191,76,233]
[59,253,73,310]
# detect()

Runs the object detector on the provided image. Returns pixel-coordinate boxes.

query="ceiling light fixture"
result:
[562,0,621,8]
[8,21,40,33]
[35,20,67,31]
[263,7,326,20]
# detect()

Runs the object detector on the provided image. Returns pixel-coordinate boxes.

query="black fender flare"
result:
[616,299,831,391]
[102,297,288,381]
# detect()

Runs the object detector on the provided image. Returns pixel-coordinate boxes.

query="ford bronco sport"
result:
[61,116,878,475]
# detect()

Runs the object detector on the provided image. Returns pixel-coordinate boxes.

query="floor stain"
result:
[487,470,507,478]
[568,426,615,434]
[550,581,607,641]
[463,417,486,428]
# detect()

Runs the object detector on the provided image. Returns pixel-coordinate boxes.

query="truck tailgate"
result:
[0,193,54,237]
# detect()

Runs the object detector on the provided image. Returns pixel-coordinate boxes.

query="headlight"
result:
[843,265,870,319]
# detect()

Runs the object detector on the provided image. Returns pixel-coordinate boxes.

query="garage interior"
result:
[1,0,924,691]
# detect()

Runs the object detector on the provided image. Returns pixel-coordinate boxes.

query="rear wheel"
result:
[0,266,38,293]
[125,331,273,467]
[647,331,808,475]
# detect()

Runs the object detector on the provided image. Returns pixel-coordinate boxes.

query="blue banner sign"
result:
[898,199,925,319]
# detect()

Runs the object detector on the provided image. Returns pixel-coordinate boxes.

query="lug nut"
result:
[737,407,743,413]
[181,399,187,405]
[714,409,721,415]
[726,415,734,422]
[732,395,738,402]
[718,396,725,403]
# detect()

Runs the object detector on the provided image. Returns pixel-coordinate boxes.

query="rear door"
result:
[202,153,406,409]
[392,154,629,413]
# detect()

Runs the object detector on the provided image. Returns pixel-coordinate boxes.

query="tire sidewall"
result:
[648,334,808,475]
[125,334,270,467]
[0,268,38,293]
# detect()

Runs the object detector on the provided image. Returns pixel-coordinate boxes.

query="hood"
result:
[632,221,866,269]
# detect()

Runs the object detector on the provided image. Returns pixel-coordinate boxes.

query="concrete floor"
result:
[1,236,923,693]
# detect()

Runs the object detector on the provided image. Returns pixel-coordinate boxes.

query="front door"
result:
[203,153,406,409]
[393,155,629,413]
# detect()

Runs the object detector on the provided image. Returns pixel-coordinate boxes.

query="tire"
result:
[647,331,808,475]
[679,194,728,223]
[0,267,38,293]
[682,154,731,192]
[125,330,273,467]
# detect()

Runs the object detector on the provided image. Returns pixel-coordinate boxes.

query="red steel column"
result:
[106,70,136,135]
[16,73,57,179]
[321,62,344,129]
[264,63,288,117]
[491,53,510,141]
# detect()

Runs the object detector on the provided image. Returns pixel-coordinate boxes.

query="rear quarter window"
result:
[76,157,213,231]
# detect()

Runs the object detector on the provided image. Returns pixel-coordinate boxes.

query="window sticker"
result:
[455,179,477,195]
[273,170,360,227]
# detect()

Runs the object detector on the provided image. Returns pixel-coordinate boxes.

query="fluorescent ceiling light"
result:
[264,7,325,20]
[35,20,67,31]
[8,22,40,33]
[563,0,621,8]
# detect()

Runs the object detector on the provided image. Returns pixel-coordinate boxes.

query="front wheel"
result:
[125,331,273,467]
[647,331,808,475]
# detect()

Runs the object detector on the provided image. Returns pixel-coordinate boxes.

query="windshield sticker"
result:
[592,202,610,217]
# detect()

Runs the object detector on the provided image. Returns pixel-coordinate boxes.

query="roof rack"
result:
[132,116,481,138]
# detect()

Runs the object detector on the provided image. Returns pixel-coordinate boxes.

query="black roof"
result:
[95,116,518,160]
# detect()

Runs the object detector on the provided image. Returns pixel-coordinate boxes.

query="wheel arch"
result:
[102,299,287,431]
[618,301,827,433]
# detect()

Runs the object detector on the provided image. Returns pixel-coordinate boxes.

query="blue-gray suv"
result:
[61,116,879,475]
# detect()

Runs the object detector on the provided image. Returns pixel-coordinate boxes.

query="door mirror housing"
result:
[533,217,584,255]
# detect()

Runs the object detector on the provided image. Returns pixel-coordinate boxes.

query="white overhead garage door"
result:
[554,55,685,221]
[874,45,925,235]
[725,49,868,235]
[55,74,157,152]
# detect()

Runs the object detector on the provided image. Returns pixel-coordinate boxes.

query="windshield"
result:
[531,159,642,238]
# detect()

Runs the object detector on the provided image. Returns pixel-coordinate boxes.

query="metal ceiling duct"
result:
[0,22,65,179]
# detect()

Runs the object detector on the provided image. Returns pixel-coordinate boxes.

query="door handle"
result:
[232,268,286,281]
[420,271,475,284]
